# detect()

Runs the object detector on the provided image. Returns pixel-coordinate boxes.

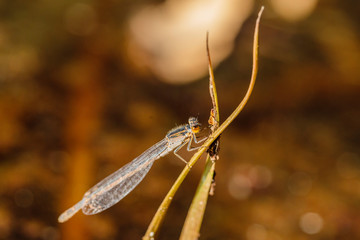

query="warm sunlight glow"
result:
[271,0,317,21]
[127,0,253,83]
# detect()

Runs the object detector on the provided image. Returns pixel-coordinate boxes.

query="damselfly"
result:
[58,117,204,222]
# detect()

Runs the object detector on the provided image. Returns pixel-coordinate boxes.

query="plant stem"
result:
[143,6,264,240]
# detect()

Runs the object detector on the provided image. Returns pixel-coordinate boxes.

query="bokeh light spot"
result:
[299,212,323,234]
[128,0,253,83]
[249,165,272,189]
[271,0,318,22]
[228,173,252,200]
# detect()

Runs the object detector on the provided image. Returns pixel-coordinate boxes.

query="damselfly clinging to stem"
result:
[58,117,205,223]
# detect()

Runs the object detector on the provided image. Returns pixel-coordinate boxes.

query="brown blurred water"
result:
[0,1,359,240]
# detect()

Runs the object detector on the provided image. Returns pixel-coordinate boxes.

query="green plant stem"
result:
[179,31,220,240]
[206,31,220,128]
[179,156,215,240]
[143,6,264,240]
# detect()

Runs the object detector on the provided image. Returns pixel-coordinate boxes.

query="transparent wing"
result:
[81,139,169,215]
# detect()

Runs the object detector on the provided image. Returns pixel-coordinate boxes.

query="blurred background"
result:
[0,0,359,239]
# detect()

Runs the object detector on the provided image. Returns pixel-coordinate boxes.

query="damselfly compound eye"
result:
[188,117,199,127]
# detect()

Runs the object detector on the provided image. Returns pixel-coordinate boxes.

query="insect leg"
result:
[173,138,190,165]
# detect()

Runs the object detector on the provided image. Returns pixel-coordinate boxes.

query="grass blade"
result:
[143,6,264,239]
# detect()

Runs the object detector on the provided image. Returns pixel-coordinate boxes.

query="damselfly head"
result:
[188,117,201,133]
